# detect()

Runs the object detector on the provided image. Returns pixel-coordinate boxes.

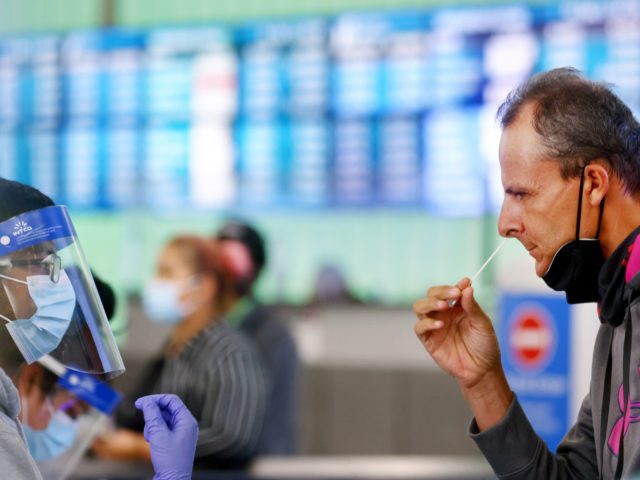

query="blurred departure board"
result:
[0,1,639,214]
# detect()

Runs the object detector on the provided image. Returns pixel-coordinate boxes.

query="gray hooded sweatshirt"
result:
[0,367,42,480]
[470,227,640,479]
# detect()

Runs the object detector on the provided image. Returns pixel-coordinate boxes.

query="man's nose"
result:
[497,201,521,238]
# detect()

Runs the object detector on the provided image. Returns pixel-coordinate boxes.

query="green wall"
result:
[116,0,520,26]
[0,0,553,33]
[0,0,102,33]
[71,208,523,342]
[73,210,501,304]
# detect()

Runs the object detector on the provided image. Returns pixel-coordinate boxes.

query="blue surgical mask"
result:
[142,279,193,325]
[23,411,78,462]
[0,271,76,364]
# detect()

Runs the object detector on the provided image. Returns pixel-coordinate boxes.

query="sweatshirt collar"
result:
[598,225,640,326]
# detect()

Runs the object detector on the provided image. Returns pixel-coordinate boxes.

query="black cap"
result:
[93,272,117,320]
[0,178,54,223]
[216,220,267,279]
[0,178,117,321]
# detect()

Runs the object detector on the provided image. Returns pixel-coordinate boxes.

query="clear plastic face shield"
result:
[0,206,125,380]
[28,366,122,480]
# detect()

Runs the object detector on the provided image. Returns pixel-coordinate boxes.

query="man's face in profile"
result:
[497,103,585,278]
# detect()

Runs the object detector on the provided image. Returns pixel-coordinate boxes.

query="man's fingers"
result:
[459,286,482,317]
[413,297,450,316]
[425,285,462,302]
[447,278,472,306]
[423,279,471,304]
[415,284,466,316]
[414,316,444,336]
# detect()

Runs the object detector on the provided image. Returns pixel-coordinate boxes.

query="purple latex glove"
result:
[135,394,198,480]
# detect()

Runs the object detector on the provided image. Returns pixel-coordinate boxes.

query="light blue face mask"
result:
[23,410,78,462]
[142,278,197,326]
[0,271,76,364]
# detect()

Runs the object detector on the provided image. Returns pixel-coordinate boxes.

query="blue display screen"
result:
[0,2,638,215]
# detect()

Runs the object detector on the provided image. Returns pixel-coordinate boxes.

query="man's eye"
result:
[506,189,526,200]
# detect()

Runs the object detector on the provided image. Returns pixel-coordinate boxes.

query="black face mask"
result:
[542,169,606,304]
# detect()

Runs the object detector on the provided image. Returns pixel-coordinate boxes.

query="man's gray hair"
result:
[497,67,640,195]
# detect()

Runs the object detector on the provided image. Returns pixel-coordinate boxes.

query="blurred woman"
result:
[93,235,267,470]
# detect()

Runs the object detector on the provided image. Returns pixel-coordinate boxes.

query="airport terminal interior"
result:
[0,0,637,478]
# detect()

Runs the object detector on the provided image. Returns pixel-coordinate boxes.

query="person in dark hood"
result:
[413,68,640,479]
[215,220,299,455]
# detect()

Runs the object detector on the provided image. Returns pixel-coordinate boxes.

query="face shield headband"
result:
[0,206,125,380]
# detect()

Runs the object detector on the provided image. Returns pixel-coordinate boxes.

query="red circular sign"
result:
[508,307,554,370]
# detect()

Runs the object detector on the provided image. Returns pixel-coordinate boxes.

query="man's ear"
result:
[17,363,44,396]
[585,162,609,206]
[199,276,218,303]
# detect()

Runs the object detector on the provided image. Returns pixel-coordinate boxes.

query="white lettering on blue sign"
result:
[508,374,568,396]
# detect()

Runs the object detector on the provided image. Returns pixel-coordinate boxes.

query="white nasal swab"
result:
[471,237,508,283]
[448,237,508,307]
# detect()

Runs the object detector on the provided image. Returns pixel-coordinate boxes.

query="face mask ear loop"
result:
[575,167,587,241]
[595,196,606,239]
[0,272,27,285]
[20,396,28,426]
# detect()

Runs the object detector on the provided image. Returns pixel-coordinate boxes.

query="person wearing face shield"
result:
[18,364,74,464]
[16,273,110,460]
[413,68,640,479]
[96,234,267,471]
[215,220,299,455]
[0,178,199,480]
[18,274,122,479]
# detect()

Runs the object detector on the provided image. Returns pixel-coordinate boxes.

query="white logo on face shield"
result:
[13,220,32,237]
[2,271,76,364]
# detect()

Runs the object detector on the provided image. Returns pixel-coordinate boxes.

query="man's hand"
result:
[413,278,513,430]
[135,394,198,480]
